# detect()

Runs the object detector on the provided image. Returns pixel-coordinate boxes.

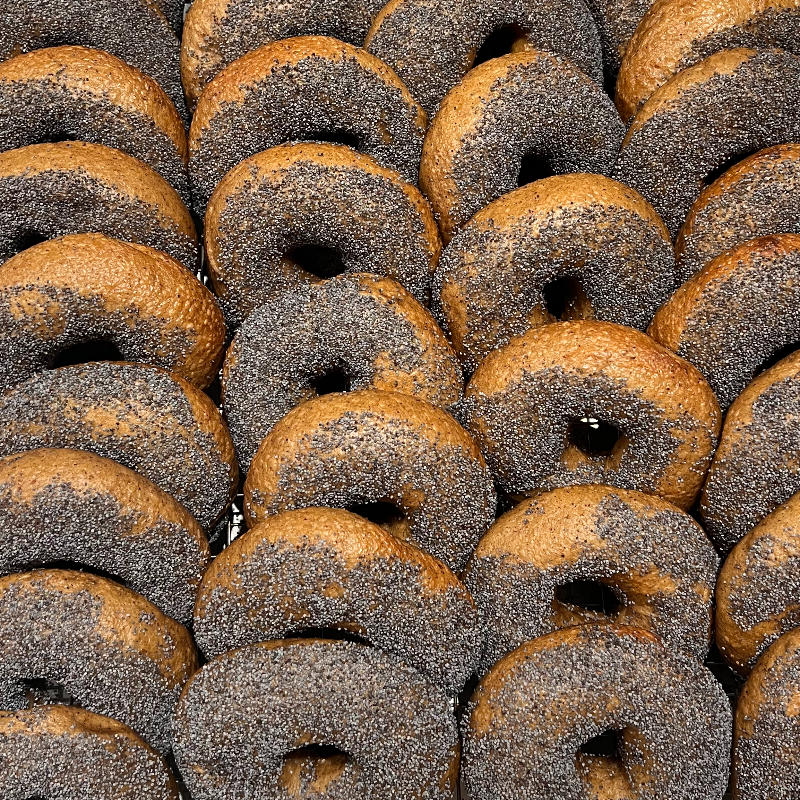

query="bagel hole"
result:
[542,276,586,320]
[287,244,347,279]
[17,560,128,587]
[38,131,78,144]
[517,151,553,187]
[52,339,123,368]
[21,677,77,707]
[14,230,49,254]
[281,744,352,789]
[754,341,800,377]
[556,579,621,615]
[311,365,351,396]
[286,627,372,647]
[580,728,623,758]
[703,150,758,186]
[296,130,360,150]
[473,23,528,66]
[346,500,406,535]
[568,416,621,458]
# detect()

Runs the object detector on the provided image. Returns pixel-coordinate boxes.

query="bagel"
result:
[434,174,675,373]
[182,0,387,111]
[0,142,197,271]
[0,448,209,625]
[676,143,800,280]
[0,706,180,800]
[173,639,460,800]
[649,234,800,409]
[244,390,496,573]
[0,46,188,202]
[462,625,732,800]
[222,272,462,472]
[0,570,197,753]
[734,627,800,800]
[364,0,604,118]
[205,143,441,327]
[614,48,800,237]
[617,0,800,123]
[194,508,481,694]
[702,351,800,552]
[464,321,721,510]
[0,0,187,122]
[189,36,427,216]
[582,0,659,75]
[0,234,225,391]
[464,485,718,673]
[716,492,800,676]
[0,362,237,531]
[419,51,624,242]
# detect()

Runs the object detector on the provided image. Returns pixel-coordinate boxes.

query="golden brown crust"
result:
[0,142,196,243]
[616,0,800,123]
[0,45,186,161]
[0,234,225,388]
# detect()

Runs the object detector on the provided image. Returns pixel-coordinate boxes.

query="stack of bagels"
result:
[0,0,798,797]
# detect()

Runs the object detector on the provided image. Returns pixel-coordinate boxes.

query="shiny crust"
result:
[182,0,385,111]
[204,143,441,325]
[193,507,481,692]
[676,143,800,280]
[0,706,180,800]
[188,36,427,215]
[0,142,197,270]
[420,51,624,242]
[464,485,718,671]
[0,234,225,389]
[0,448,209,624]
[649,234,800,409]
[465,321,721,510]
[0,362,238,530]
[0,46,187,198]
[0,569,197,753]
[435,173,675,372]
[244,389,496,572]
[617,0,800,123]
[221,271,462,472]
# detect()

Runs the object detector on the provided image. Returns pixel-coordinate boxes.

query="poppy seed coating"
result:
[462,625,732,800]
[173,639,460,800]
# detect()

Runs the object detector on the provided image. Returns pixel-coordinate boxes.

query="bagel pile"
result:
[0,0,799,797]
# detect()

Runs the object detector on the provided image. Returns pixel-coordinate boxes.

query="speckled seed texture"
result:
[0,570,197,754]
[702,351,800,551]
[0,46,189,201]
[716,492,800,676]
[0,706,179,799]
[204,143,441,327]
[364,0,603,118]
[434,174,676,373]
[0,448,209,625]
[463,625,732,800]
[616,0,800,123]
[222,272,462,471]
[188,36,427,216]
[464,485,718,673]
[464,321,721,510]
[174,639,460,800]
[0,362,237,530]
[0,142,198,271]
[582,0,657,74]
[676,143,800,280]
[244,390,496,573]
[194,508,481,694]
[419,51,624,241]
[182,0,387,110]
[649,234,800,410]
[0,234,225,391]
[615,48,800,237]
[0,0,187,122]
[734,628,800,799]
